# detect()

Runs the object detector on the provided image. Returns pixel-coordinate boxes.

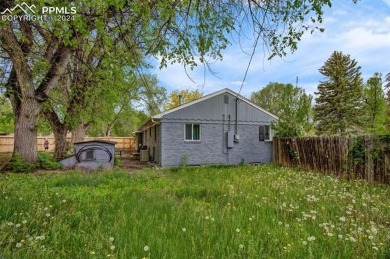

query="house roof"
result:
[137,88,278,131]
[74,140,117,145]
[154,88,278,119]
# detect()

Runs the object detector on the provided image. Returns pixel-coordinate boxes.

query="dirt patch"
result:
[117,153,157,172]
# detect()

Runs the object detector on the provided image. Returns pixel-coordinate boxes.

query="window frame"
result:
[184,123,201,142]
[85,150,95,161]
[259,125,272,141]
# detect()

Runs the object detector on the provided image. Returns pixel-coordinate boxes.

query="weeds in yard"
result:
[0,165,389,258]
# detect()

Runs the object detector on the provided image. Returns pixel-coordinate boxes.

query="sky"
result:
[149,0,390,98]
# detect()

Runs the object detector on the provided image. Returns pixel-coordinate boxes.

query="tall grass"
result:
[0,165,389,258]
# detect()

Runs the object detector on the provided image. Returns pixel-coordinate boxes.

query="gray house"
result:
[135,88,277,167]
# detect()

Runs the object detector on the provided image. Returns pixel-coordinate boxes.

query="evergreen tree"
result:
[363,73,387,134]
[314,51,364,135]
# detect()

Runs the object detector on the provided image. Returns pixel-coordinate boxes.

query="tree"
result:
[385,72,390,131]
[363,73,387,134]
[1,0,357,163]
[314,51,365,135]
[164,89,202,110]
[251,82,312,136]
[250,82,287,116]
[0,94,13,133]
[135,75,167,116]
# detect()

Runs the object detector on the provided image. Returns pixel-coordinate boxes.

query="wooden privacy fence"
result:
[0,136,136,153]
[273,135,390,185]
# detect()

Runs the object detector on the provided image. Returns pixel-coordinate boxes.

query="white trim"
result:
[184,123,201,142]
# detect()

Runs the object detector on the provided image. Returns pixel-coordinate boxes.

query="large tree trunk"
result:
[13,97,41,163]
[43,108,69,160]
[52,126,68,160]
[71,124,89,143]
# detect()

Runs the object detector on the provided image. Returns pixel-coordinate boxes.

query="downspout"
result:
[222,114,227,154]
[235,98,238,134]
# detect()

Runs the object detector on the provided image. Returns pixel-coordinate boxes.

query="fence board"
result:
[273,135,390,185]
[0,136,136,153]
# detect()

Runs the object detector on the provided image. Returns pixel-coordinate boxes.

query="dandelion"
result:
[239,244,244,249]
[90,251,96,255]
[110,245,115,251]
[236,228,240,233]
[302,241,307,245]
[278,221,283,225]
[182,228,186,232]
[205,216,209,220]
[22,220,27,224]
[349,237,356,242]
[368,235,373,240]
[109,237,114,242]
[16,224,21,228]
[46,213,51,217]
[338,234,343,239]
[307,236,316,241]
[339,216,346,222]
[144,245,149,252]
[16,243,22,248]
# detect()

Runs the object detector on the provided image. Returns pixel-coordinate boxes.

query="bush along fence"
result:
[273,135,390,185]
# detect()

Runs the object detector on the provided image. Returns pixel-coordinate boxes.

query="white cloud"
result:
[383,0,390,7]
[151,0,390,97]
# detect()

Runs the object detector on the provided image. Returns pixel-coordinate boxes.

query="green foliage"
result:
[6,153,37,173]
[0,94,14,133]
[37,152,61,170]
[251,82,313,136]
[363,73,387,134]
[348,137,366,166]
[164,89,203,110]
[5,152,60,173]
[114,156,121,167]
[0,166,389,257]
[314,51,365,135]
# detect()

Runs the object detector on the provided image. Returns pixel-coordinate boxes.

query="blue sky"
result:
[150,0,390,98]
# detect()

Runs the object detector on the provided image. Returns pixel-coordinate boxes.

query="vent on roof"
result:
[224,94,229,104]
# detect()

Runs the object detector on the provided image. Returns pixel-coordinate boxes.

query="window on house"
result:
[155,125,158,141]
[259,125,271,141]
[185,124,201,141]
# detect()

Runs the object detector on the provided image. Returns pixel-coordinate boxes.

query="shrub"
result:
[5,152,36,173]
[37,152,61,170]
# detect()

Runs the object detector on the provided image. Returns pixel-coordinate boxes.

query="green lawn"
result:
[0,165,389,258]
